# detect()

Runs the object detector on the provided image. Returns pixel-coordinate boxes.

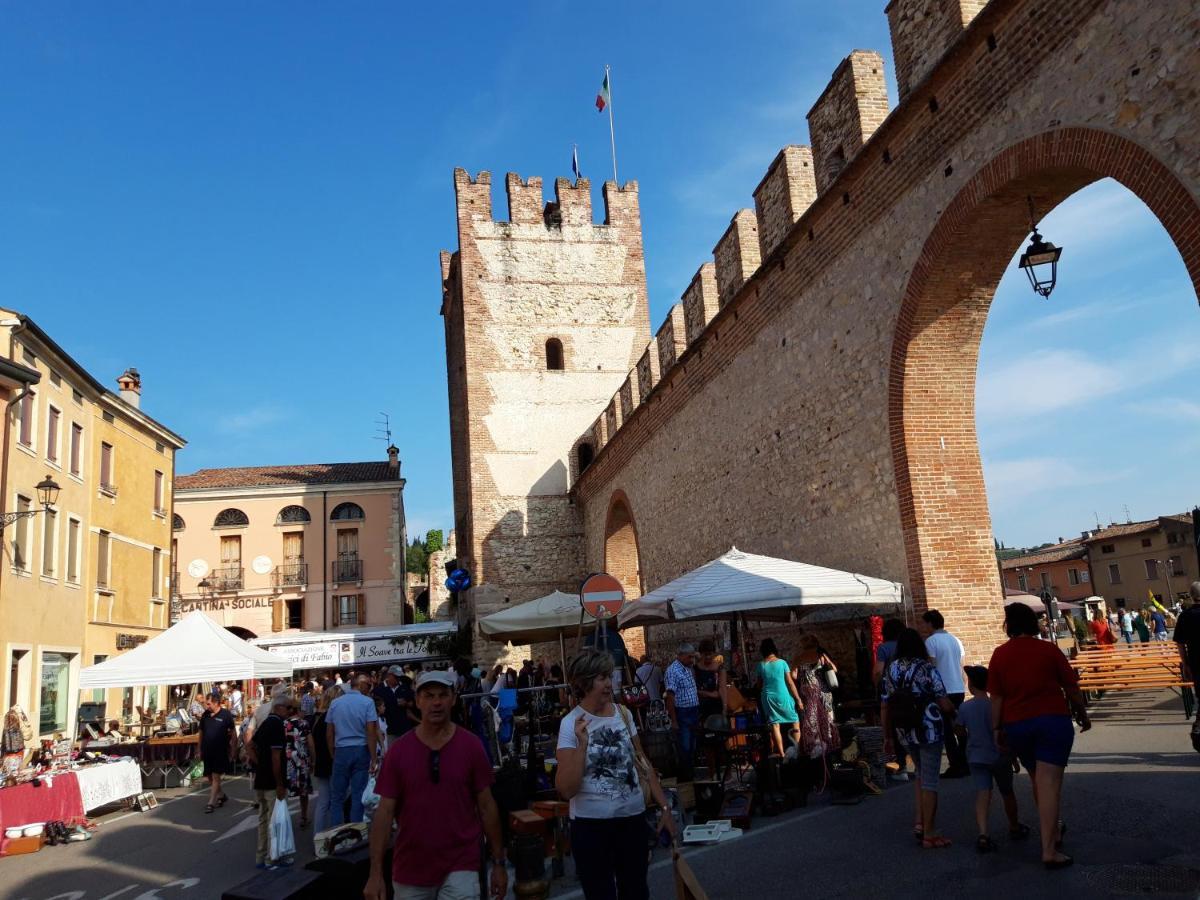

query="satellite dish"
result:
[187,559,209,579]
[252,555,273,575]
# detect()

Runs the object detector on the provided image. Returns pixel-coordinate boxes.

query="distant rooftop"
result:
[177,461,400,490]
[1001,538,1088,569]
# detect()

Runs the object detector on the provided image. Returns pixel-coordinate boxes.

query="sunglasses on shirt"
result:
[429,749,441,785]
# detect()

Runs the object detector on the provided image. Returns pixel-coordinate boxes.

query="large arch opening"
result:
[890,128,1200,654]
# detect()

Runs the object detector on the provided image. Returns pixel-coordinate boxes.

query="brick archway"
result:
[890,127,1200,655]
[604,489,643,598]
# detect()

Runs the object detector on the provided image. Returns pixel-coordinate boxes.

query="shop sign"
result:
[116,633,148,650]
[262,634,440,669]
[178,597,271,612]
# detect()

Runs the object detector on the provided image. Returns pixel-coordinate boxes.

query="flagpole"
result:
[606,64,618,184]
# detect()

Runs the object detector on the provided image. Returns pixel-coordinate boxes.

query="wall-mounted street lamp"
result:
[1018,196,1063,298]
[0,475,60,532]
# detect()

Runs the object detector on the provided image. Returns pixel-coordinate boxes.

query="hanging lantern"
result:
[1018,197,1062,298]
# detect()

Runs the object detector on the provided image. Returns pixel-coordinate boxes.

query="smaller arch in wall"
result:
[172,513,185,531]
[225,625,257,640]
[577,441,595,473]
[603,489,642,599]
[545,338,565,371]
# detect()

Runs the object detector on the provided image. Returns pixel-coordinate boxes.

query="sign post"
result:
[580,573,626,645]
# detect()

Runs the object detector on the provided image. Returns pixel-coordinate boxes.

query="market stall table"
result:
[0,773,84,840]
[74,759,142,812]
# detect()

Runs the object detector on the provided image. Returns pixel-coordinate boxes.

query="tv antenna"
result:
[1123,504,1132,524]
[374,412,393,446]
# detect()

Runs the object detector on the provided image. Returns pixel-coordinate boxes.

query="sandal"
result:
[1044,854,1074,870]
[1009,823,1031,840]
[216,794,228,808]
[976,835,997,853]
[922,835,953,849]
[204,804,215,814]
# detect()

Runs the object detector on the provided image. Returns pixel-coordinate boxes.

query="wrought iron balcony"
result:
[210,566,244,591]
[331,557,362,584]
[273,562,308,589]
[99,481,118,497]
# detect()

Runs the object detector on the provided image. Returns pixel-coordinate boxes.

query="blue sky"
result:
[3,3,1197,550]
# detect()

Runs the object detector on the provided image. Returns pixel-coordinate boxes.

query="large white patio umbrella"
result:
[79,611,295,688]
[479,590,598,667]
[617,547,904,628]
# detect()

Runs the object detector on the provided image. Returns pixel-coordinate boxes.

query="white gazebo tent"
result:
[478,590,597,668]
[79,611,295,689]
[617,547,905,628]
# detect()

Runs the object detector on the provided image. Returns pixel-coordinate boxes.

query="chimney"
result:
[387,444,400,474]
[1058,537,1064,544]
[1080,530,1091,540]
[116,368,141,408]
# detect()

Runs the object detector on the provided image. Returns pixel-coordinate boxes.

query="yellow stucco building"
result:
[0,310,185,739]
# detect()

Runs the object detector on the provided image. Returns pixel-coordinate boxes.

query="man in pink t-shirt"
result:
[365,670,506,900]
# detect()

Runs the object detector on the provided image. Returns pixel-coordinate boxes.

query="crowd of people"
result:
[183,582,1200,898]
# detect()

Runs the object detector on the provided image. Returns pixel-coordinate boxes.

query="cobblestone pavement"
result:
[4,690,1196,899]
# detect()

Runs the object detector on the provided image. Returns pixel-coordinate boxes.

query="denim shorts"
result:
[969,760,1014,795]
[1002,714,1074,771]
[914,741,943,792]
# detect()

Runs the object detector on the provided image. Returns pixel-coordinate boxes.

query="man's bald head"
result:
[355,674,372,694]
[1190,581,1200,603]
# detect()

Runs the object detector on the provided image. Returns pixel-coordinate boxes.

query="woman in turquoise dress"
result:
[757,638,804,756]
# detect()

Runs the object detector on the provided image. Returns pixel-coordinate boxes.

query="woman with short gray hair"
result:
[557,649,676,899]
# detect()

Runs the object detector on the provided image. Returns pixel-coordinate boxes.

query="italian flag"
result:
[596,71,610,112]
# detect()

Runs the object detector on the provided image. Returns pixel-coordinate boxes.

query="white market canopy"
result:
[79,611,295,689]
[617,547,904,628]
[479,590,597,645]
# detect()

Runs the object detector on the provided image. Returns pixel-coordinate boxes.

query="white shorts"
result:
[394,870,478,900]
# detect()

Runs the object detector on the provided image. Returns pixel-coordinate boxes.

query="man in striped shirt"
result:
[664,643,700,780]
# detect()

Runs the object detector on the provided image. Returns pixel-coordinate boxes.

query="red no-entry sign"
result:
[580,573,625,620]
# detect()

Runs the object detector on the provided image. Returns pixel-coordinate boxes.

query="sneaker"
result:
[890,772,909,782]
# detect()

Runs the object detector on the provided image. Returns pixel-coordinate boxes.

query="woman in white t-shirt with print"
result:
[557,649,676,900]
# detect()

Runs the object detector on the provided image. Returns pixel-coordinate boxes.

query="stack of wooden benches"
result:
[1073,641,1194,717]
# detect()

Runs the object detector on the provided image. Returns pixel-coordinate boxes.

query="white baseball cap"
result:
[415,670,457,691]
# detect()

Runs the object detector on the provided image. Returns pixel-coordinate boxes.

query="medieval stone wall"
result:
[571,0,1200,664]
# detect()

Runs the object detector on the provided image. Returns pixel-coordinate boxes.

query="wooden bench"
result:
[1073,643,1194,717]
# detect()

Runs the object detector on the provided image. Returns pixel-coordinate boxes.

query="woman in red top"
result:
[1087,612,1117,648]
[989,602,1091,870]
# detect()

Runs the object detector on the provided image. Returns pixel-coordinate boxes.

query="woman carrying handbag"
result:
[557,649,678,900]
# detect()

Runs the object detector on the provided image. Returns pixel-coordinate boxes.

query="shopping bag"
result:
[268,797,295,861]
[361,775,380,822]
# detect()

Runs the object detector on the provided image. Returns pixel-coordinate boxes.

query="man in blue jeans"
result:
[664,643,700,781]
[326,673,381,825]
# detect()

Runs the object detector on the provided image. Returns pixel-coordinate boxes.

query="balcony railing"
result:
[332,557,362,584]
[273,562,308,589]
[211,566,244,592]
[99,482,118,497]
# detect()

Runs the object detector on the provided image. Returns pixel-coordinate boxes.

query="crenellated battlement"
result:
[887,0,986,101]
[807,50,889,193]
[452,167,641,230]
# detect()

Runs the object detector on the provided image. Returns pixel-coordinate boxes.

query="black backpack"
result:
[887,665,925,731]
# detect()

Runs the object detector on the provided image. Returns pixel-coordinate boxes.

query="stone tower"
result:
[440,170,651,655]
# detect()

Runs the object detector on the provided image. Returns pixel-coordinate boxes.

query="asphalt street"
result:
[4,688,1198,900]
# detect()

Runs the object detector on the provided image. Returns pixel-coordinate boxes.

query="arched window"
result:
[545,338,564,371]
[330,502,365,521]
[577,442,595,473]
[276,505,311,525]
[213,508,249,528]
[172,513,185,531]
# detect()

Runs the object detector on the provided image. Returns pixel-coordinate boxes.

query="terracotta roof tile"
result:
[1001,539,1088,568]
[1083,520,1160,542]
[177,461,398,490]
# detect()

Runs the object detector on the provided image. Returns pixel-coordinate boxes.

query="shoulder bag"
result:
[617,704,655,808]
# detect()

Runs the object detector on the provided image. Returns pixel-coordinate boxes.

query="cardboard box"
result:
[1,835,44,857]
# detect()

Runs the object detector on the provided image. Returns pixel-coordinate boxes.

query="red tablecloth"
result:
[0,772,84,832]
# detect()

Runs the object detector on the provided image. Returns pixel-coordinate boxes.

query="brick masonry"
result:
[448,0,1200,667]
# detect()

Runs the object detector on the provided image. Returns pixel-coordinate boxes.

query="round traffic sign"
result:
[580,573,625,620]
